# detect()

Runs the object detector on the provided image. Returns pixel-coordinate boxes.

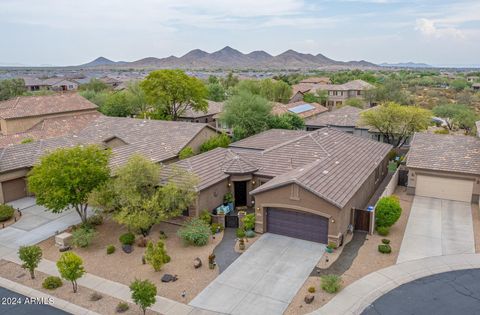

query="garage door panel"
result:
[3,178,27,203]
[267,208,328,244]
[416,175,473,203]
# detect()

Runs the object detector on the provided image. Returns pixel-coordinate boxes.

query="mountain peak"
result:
[79,56,116,67]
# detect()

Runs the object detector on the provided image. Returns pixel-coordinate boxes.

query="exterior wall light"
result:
[331,218,335,223]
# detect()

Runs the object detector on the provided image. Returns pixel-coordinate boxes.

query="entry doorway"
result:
[354,209,371,232]
[234,181,248,207]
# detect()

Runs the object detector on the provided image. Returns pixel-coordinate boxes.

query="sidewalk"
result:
[308,253,480,315]
[3,253,222,315]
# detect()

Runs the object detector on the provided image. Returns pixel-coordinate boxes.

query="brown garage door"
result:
[267,208,328,244]
[3,178,27,202]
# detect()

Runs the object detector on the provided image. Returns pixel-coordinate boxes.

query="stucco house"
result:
[406,132,480,203]
[271,101,328,120]
[23,77,79,91]
[178,101,224,126]
[0,117,217,203]
[167,128,392,245]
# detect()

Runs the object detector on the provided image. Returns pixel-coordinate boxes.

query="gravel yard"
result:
[38,218,223,303]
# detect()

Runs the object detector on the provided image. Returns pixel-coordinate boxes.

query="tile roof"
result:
[229,129,310,150]
[300,77,331,84]
[0,93,97,119]
[292,79,373,96]
[179,101,224,119]
[305,106,363,127]
[0,112,102,147]
[272,101,328,119]
[406,132,480,175]
[0,116,213,173]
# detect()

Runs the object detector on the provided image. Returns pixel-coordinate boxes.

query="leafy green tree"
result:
[144,241,171,271]
[364,79,413,105]
[268,113,305,130]
[18,245,42,279]
[79,90,110,108]
[140,70,208,120]
[344,98,365,108]
[28,145,111,223]
[0,78,26,101]
[221,72,239,89]
[361,102,431,147]
[207,83,226,101]
[178,147,195,160]
[78,78,109,92]
[100,91,132,117]
[450,79,468,92]
[124,81,150,117]
[130,279,157,315]
[235,79,292,103]
[432,104,478,133]
[221,91,272,140]
[208,75,219,84]
[56,252,85,293]
[200,133,231,152]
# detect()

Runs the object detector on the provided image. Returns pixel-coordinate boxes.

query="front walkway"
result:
[190,233,325,315]
[213,228,240,273]
[397,196,474,264]
[310,253,480,315]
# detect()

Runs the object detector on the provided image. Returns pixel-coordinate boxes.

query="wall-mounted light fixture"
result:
[228,182,231,187]
[331,218,335,223]
[252,180,256,185]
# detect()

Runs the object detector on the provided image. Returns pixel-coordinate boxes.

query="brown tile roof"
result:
[0,112,102,147]
[221,150,258,175]
[272,101,328,119]
[305,106,363,127]
[0,93,98,120]
[0,117,214,173]
[179,101,224,119]
[300,77,331,84]
[229,129,310,150]
[406,132,480,175]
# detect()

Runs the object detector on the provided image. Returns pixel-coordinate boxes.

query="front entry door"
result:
[234,181,247,207]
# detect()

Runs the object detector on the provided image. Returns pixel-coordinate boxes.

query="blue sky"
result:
[0,0,479,66]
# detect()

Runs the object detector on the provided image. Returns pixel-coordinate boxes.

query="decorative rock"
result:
[122,244,133,254]
[304,294,314,304]
[59,245,71,252]
[194,257,202,269]
[161,274,178,283]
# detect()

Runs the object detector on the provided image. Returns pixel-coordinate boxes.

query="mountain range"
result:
[380,62,433,68]
[78,46,378,70]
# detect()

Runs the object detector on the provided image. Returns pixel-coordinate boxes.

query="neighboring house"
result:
[0,93,98,136]
[99,76,122,88]
[178,101,224,126]
[271,101,328,120]
[289,79,374,109]
[0,117,217,203]
[166,128,392,246]
[22,77,78,91]
[299,77,331,84]
[467,76,479,83]
[473,83,480,92]
[406,132,480,203]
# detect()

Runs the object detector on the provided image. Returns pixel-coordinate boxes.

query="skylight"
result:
[288,103,315,114]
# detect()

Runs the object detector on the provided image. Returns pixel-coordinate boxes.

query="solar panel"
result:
[288,103,315,114]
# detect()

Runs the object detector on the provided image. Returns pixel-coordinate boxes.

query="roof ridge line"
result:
[262,131,311,153]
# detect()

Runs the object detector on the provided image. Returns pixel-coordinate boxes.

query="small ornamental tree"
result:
[18,245,42,279]
[375,196,402,228]
[144,241,171,271]
[56,252,85,293]
[130,279,157,315]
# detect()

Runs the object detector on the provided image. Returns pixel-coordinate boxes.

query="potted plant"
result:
[208,253,216,269]
[325,242,337,253]
[223,192,234,212]
[238,238,245,250]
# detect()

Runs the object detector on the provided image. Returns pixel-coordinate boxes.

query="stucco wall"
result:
[195,179,230,216]
[184,127,218,153]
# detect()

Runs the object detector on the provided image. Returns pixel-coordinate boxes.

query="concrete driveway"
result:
[190,233,325,315]
[397,196,474,264]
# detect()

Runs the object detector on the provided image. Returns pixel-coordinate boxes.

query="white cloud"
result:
[415,18,465,39]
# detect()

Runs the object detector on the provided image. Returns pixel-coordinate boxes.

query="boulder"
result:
[304,294,314,304]
[59,245,71,252]
[122,244,133,254]
[161,274,178,283]
[194,257,202,269]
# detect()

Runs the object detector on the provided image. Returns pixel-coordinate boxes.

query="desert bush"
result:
[308,286,316,293]
[321,275,341,294]
[199,210,212,225]
[119,232,135,245]
[434,129,449,134]
[378,244,392,254]
[90,292,103,301]
[178,147,195,160]
[106,245,116,255]
[376,226,390,236]
[242,213,256,231]
[236,228,246,238]
[42,276,63,290]
[210,223,224,234]
[376,196,402,227]
[144,241,171,271]
[177,218,211,246]
[382,239,391,245]
[116,302,129,313]
[71,226,97,248]
[87,214,104,226]
[0,204,14,222]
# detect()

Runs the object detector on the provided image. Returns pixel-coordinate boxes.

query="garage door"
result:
[2,178,27,202]
[267,208,328,243]
[416,175,473,202]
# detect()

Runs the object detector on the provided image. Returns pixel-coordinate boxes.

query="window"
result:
[290,184,299,200]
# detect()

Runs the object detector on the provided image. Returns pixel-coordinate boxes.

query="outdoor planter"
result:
[239,239,245,250]
[325,247,333,253]
[122,244,133,253]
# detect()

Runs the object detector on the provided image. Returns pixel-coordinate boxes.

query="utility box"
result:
[55,232,72,247]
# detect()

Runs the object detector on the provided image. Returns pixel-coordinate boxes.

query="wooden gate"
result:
[354,209,371,232]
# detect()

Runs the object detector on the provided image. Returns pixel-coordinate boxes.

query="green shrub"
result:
[210,223,224,234]
[378,244,392,254]
[106,245,116,255]
[21,138,34,144]
[327,242,338,250]
[159,231,168,240]
[376,226,390,236]
[179,147,195,160]
[321,275,341,294]
[223,192,234,203]
[382,239,391,245]
[87,214,104,226]
[42,276,63,290]
[375,196,402,227]
[119,232,135,245]
[242,213,256,231]
[308,286,316,293]
[200,210,212,225]
[200,133,231,153]
[434,129,449,134]
[71,227,97,248]
[0,204,15,222]
[116,302,129,313]
[236,228,246,238]
[145,241,171,271]
[177,218,211,246]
